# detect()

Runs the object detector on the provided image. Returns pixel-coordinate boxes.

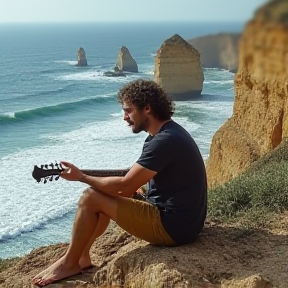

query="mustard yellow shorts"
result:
[116,197,176,246]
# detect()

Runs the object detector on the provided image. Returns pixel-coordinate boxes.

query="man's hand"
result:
[60,161,84,181]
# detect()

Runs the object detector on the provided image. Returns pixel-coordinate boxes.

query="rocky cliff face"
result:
[76,47,88,67]
[206,0,288,188]
[188,33,240,73]
[115,46,138,73]
[154,34,204,100]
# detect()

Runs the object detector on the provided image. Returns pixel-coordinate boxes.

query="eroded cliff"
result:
[206,0,288,188]
[188,33,240,72]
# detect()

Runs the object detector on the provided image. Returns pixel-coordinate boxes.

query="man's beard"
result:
[130,117,148,134]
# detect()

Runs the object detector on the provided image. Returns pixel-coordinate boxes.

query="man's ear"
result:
[144,104,151,115]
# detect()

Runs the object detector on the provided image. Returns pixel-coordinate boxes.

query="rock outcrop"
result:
[1,217,287,287]
[76,47,88,67]
[154,34,204,100]
[104,67,126,77]
[115,46,138,73]
[188,33,241,73]
[206,0,288,188]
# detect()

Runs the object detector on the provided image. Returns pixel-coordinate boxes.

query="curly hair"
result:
[117,79,174,121]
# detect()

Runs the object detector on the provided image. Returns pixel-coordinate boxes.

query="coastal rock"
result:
[188,33,240,73]
[115,46,138,72]
[1,217,287,287]
[76,47,88,67]
[154,34,204,100]
[103,67,126,77]
[206,0,288,188]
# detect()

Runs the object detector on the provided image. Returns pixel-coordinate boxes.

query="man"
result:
[32,79,207,287]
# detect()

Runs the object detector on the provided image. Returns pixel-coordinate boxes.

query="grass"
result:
[207,137,288,228]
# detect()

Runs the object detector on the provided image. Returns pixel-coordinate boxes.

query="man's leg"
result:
[32,187,119,287]
[79,213,110,269]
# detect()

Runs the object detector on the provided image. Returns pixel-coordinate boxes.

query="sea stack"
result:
[115,46,138,72]
[76,47,88,67]
[154,34,204,100]
[206,0,288,188]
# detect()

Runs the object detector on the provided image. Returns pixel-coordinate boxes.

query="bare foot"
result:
[32,257,82,287]
[79,255,92,270]
[51,250,93,270]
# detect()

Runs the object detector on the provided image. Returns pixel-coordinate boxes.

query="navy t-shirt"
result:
[136,120,207,245]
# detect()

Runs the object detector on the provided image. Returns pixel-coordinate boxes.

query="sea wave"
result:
[0,206,74,242]
[0,83,76,103]
[0,95,115,124]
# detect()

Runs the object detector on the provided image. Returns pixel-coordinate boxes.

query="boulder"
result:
[103,70,126,77]
[154,34,204,100]
[188,33,240,73]
[76,47,88,67]
[206,0,288,188]
[115,46,138,72]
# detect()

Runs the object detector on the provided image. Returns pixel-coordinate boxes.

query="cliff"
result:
[154,34,204,100]
[188,33,240,73]
[206,0,288,188]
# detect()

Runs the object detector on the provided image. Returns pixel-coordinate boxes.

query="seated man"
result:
[32,79,207,287]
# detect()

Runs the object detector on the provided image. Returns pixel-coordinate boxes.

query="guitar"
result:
[32,162,130,184]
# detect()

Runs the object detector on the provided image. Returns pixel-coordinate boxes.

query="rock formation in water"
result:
[154,34,204,100]
[76,47,88,67]
[206,0,288,188]
[188,33,241,73]
[115,46,138,72]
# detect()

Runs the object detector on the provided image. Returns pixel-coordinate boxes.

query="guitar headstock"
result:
[32,162,63,183]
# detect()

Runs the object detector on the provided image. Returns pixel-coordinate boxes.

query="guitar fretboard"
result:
[81,169,129,177]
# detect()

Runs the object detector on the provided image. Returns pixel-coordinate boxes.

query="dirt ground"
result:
[0,212,287,288]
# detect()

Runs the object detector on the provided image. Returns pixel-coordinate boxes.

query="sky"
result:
[0,0,269,23]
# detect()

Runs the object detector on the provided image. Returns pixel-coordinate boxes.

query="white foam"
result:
[204,80,234,85]
[56,70,103,81]
[54,60,78,65]
[2,112,16,118]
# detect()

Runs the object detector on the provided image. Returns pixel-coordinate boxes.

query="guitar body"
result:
[32,163,129,183]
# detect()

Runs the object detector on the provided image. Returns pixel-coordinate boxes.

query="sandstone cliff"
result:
[76,47,88,67]
[154,34,204,100]
[115,46,138,73]
[188,33,240,73]
[206,0,288,188]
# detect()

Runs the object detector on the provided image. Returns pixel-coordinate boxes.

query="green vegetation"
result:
[208,138,288,227]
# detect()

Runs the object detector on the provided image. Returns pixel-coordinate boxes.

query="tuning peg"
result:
[44,178,47,184]
[49,176,53,181]
[44,164,48,169]
[49,163,54,168]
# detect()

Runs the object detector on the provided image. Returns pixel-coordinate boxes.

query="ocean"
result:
[0,22,242,259]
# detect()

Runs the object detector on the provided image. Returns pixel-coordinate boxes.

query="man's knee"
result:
[78,187,99,208]
[78,187,118,220]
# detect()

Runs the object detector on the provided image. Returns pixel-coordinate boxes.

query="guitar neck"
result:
[80,168,129,177]
[32,165,130,183]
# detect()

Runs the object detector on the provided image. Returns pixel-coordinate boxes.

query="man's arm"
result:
[60,161,155,198]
